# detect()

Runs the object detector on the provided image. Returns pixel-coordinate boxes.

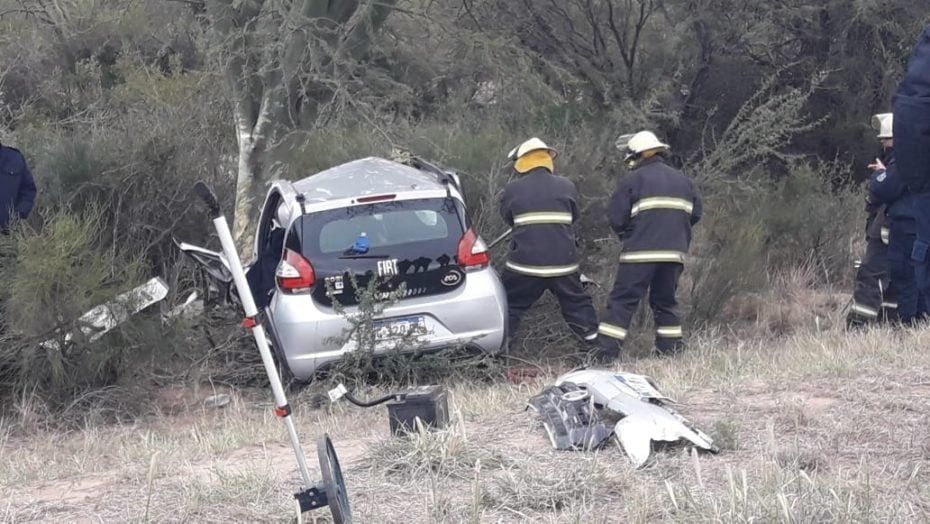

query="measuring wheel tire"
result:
[318,433,352,524]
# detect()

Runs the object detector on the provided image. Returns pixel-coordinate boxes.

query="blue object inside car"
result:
[351,232,370,254]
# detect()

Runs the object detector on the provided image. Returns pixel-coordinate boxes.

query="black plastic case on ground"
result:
[387,385,449,435]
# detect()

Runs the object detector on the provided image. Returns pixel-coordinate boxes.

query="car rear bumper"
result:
[270,268,507,380]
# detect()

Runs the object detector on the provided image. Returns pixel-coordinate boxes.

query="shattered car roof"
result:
[292,157,448,203]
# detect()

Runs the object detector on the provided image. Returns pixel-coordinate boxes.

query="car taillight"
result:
[275,248,315,293]
[457,227,490,270]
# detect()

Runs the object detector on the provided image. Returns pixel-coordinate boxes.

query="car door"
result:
[246,190,287,309]
[175,189,284,306]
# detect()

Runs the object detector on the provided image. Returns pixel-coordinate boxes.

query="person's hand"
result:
[868,158,886,172]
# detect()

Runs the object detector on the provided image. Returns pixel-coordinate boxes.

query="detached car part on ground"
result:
[528,369,718,467]
[179,157,508,382]
[40,278,170,351]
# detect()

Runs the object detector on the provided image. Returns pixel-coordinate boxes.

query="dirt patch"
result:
[8,363,930,522]
[150,385,236,415]
[27,473,121,505]
[205,437,374,478]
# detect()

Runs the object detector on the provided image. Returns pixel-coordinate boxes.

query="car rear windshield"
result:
[290,197,464,260]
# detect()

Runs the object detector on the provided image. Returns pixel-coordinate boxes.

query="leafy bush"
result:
[0,209,140,394]
[687,164,859,326]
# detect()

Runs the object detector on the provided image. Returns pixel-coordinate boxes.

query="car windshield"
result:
[291,197,464,259]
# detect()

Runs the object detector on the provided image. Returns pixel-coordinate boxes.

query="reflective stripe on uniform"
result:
[850,302,879,318]
[656,326,683,338]
[513,211,573,226]
[881,302,898,309]
[505,261,579,277]
[619,251,686,264]
[598,323,628,340]
[631,197,693,217]
[881,226,890,245]
[584,332,599,341]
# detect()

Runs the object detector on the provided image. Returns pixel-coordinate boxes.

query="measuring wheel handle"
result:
[192,182,351,524]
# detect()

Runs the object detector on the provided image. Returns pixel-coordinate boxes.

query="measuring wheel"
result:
[318,433,351,523]
[192,182,351,524]
[293,434,352,523]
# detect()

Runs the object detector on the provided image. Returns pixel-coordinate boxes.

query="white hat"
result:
[624,131,670,161]
[507,137,557,161]
[872,113,893,139]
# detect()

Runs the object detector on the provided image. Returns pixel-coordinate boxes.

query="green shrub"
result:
[758,163,860,279]
[686,161,858,326]
[0,207,145,398]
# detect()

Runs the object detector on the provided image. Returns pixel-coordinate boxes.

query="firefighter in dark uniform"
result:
[847,114,898,327]
[868,115,928,325]
[0,141,36,234]
[597,131,701,358]
[893,25,930,301]
[499,137,599,344]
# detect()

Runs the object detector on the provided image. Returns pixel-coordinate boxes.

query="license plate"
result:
[373,316,428,339]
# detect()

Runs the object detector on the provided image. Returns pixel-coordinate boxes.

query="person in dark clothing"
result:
[868,124,928,325]
[0,141,37,233]
[598,131,701,359]
[499,137,599,344]
[246,202,288,308]
[893,25,930,298]
[247,226,285,308]
[847,114,898,327]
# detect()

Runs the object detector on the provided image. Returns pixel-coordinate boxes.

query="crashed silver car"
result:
[180,157,508,381]
[529,369,717,467]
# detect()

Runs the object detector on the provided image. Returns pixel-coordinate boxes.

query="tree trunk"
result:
[232,106,262,261]
[203,0,397,255]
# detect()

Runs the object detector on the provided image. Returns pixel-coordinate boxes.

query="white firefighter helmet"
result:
[624,131,670,161]
[872,113,893,139]
[507,137,558,161]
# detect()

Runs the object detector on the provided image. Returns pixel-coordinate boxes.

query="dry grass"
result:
[3,318,930,522]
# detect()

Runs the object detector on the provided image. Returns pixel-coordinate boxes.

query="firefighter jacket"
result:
[499,167,581,277]
[869,158,917,239]
[608,156,702,264]
[864,149,895,245]
[894,25,930,195]
[893,25,930,283]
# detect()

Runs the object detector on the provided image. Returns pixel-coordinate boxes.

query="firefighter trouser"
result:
[848,238,897,324]
[888,230,928,324]
[501,269,599,341]
[598,262,684,354]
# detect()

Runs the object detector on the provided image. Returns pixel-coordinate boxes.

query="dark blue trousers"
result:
[889,228,929,324]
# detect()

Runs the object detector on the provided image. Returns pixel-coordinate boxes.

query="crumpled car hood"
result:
[553,369,717,467]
